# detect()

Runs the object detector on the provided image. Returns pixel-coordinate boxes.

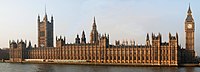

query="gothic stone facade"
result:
[9,33,179,65]
[9,6,196,65]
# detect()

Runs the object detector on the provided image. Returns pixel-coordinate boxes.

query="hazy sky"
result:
[0,0,200,54]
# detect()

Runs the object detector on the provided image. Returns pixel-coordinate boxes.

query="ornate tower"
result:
[185,5,194,51]
[81,31,86,44]
[90,17,99,44]
[38,12,54,47]
[184,5,195,63]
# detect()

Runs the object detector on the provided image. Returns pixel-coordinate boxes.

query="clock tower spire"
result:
[185,4,194,51]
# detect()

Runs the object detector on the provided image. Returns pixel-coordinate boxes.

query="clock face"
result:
[187,24,192,29]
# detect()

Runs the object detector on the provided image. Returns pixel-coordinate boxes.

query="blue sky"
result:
[0,0,200,55]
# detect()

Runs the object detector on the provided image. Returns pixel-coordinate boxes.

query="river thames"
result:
[0,63,200,72]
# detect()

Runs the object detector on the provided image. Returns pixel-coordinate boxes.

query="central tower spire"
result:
[43,5,48,21]
[90,16,99,44]
[93,16,97,30]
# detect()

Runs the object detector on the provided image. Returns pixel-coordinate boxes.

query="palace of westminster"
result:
[7,5,197,66]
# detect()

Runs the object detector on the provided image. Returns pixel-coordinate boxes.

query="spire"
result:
[64,36,66,42]
[151,33,154,39]
[43,4,48,21]
[158,33,161,37]
[188,3,192,14]
[51,15,53,21]
[81,30,86,44]
[43,14,48,21]
[92,16,96,29]
[94,16,96,23]
[107,34,109,39]
[38,14,40,23]
[186,4,193,22]
[146,33,149,41]
[82,30,85,37]
[28,41,32,48]
[176,32,178,39]
[90,16,99,44]
[169,32,171,37]
[169,32,171,39]
[38,14,40,20]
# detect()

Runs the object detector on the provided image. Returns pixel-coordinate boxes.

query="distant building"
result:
[0,48,9,60]
[9,5,197,65]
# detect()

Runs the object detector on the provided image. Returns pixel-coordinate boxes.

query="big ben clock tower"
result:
[185,5,195,63]
[185,5,194,51]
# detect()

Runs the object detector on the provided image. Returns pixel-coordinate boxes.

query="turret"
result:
[115,40,120,46]
[152,33,161,46]
[18,40,26,49]
[169,33,178,46]
[146,33,149,41]
[56,36,65,48]
[81,30,86,44]
[169,32,171,38]
[146,33,150,46]
[10,39,26,49]
[176,32,178,43]
[28,41,32,48]
[99,33,109,47]
[38,14,40,23]
[158,33,162,43]
[51,15,54,24]
[10,40,17,48]
[75,34,80,44]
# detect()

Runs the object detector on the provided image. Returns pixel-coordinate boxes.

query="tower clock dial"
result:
[187,24,192,29]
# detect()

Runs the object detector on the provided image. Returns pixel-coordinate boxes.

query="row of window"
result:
[27,49,176,56]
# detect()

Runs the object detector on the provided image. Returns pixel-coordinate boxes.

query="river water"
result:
[0,63,200,72]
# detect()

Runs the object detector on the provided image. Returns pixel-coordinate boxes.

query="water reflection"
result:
[185,67,194,72]
[36,64,54,72]
[0,63,200,72]
[149,67,179,72]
